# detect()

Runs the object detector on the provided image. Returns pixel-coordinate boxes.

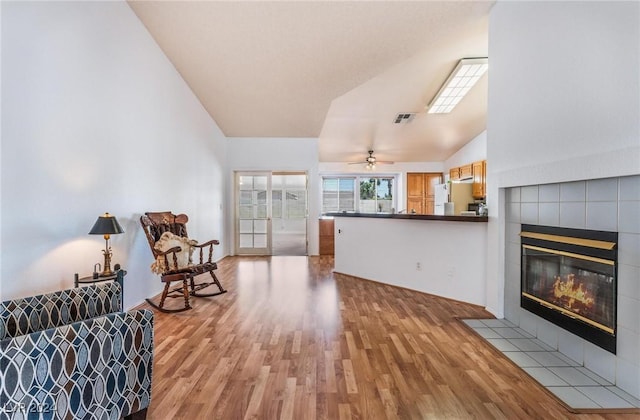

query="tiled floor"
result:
[463,318,640,411]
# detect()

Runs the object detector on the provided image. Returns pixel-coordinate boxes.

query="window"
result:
[322,177,355,213]
[321,175,396,214]
[360,177,393,213]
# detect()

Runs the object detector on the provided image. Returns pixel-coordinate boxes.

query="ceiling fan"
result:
[348,150,394,169]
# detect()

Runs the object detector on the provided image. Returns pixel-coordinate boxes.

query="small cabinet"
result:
[425,199,435,215]
[449,168,460,181]
[406,197,424,214]
[472,160,487,199]
[319,219,334,255]
[407,172,426,198]
[406,172,442,214]
[459,164,473,179]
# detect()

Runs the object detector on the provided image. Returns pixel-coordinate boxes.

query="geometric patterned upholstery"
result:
[0,283,153,419]
[0,282,121,340]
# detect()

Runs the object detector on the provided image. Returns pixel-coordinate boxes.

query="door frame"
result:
[235,171,272,255]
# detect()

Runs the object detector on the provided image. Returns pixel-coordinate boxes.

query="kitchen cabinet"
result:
[459,164,473,179]
[449,168,460,181]
[407,172,425,197]
[407,172,442,214]
[472,160,487,199]
[425,199,435,215]
[319,219,335,255]
[406,197,424,214]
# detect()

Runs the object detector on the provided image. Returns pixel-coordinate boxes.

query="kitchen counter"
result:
[332,212,488,306]
[325,212,487,222]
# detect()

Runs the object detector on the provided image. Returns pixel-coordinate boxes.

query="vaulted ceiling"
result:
[128,0,494,163]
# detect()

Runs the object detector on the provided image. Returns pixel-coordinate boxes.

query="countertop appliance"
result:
[434,182,474,216]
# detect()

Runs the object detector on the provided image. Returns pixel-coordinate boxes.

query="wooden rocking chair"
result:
[141,211,226,313]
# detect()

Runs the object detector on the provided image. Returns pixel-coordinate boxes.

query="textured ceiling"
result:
[128,0,494,162]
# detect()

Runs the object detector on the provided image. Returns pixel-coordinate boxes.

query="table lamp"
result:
[89,212,124,277]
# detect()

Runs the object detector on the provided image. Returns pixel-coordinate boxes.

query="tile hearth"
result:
[463,318,640,411]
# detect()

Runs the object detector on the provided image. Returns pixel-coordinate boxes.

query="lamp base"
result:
[100,244,114,278]
[99,269,115,278]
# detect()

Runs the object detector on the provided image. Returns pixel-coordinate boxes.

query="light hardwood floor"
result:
[139,256,636,419]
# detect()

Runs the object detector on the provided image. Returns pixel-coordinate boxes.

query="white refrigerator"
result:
[434,182,474,215]
[434,183,448,215]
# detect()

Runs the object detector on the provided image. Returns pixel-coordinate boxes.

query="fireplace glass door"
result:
[520,224,618,353]
[522,245,615,333]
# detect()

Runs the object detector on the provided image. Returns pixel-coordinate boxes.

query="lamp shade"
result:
[89,212,124,235]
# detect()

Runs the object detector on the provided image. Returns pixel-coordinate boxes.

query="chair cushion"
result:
[0,282,121,340]
[151,232,197,274]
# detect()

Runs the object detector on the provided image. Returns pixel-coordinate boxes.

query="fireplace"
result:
[520,224,618,353]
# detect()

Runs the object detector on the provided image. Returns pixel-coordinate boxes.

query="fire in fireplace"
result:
[520,224,618,353]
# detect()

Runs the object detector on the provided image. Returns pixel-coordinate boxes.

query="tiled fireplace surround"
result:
[504,175,640,399]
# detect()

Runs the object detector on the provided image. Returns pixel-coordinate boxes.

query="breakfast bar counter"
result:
[324,212,488,222]
[329,212,488,307]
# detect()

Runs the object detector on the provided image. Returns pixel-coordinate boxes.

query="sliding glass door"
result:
[235,171,308,255]
[271,173,307,255]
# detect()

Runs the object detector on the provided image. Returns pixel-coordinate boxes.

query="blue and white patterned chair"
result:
[0,281,153,419]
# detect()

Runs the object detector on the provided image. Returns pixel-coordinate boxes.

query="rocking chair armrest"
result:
[192,240,218,264]
[155,246,182,271]
[155,246,183,256]
[193,239,219,248]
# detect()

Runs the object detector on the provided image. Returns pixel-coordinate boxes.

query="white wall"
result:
[226,137,319,255]
[487,0,640,398]
[488,1,639,183]
[1,1,227,308]
[334,216,487,306]
[443,130,486,175]
[486,0,640,317]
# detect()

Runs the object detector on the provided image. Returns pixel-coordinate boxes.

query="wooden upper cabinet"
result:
[406,172,442,214]
[451,160,487,199]
[459,164,473,179]
[472,160,487,199]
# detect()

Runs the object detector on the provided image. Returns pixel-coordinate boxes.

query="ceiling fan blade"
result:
[346,151,394,165]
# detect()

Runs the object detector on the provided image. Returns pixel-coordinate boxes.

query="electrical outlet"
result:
[416,262,422,271]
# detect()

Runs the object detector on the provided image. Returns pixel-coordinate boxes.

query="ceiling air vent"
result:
[394,113,415,124]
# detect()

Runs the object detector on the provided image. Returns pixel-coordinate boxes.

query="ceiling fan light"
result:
[348,150,393,168]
